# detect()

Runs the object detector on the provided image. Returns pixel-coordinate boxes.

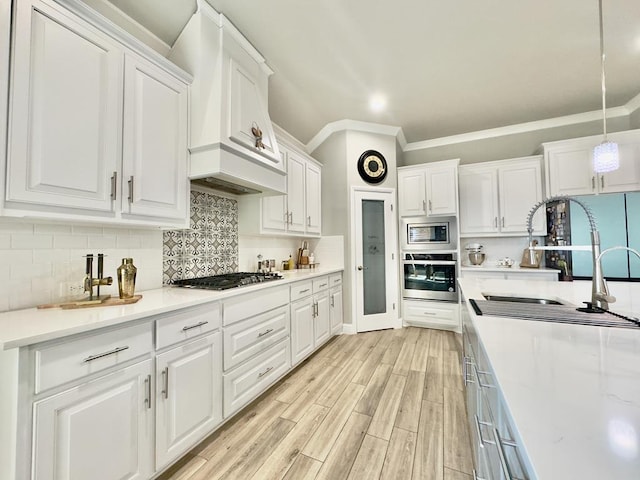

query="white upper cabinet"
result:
[6,0,122,213]
[121,54,188,220]
[4,0,191,226]
[239,139,322,237]
[459,156,545,236]
[397,159,459,217]
[544,130,640,196]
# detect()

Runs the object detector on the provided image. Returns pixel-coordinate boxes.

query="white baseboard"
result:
[341,323,357,335]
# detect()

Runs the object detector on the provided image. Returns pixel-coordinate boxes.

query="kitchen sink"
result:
[482,294,564,305]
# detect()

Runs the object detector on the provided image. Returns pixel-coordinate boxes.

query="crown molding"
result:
[273,123,309,153]
[307,119,406,153]
[625,91,640,114]
[403,106,629,151]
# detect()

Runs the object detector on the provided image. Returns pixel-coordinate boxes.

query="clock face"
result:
[358,150,388,184]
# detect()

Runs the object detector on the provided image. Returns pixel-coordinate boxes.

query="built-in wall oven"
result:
[402,252,458,302]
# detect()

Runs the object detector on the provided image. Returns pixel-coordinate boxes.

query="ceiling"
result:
[100,0,640,146]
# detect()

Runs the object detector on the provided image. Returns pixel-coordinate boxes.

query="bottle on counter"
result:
[288,255,294,270]
[309,252,315,265]
[117,258,137,299]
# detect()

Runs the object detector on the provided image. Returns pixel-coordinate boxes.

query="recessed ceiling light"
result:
[369,94,387,113]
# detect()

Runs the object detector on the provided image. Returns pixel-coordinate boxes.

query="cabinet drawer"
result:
[403,300,459,331]
[312,276,329,293]
[33,322,152,394]
[290,281,313,302]
[329,273,342,288]
[223,285,289,326]
[223,305,290,371]
[223,338,290,417]
[156,302,221,350]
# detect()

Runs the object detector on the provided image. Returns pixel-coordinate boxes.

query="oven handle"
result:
[402,260,457,266]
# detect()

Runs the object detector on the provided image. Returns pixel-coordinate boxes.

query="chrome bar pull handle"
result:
[161,367,169,399]
[110,171,117,200]
[307,215,311,227]
[182,320,209,332]
[592,176,596,190]
[258,328,274,338]
[601,176,605,189]
[83,346,129,363]
[422,200,426,212]
[428,199,432,212]
[258,366,273,378]
[330,294,334,307]
[144,374,152,409]
[494,428,518,480]
[494,217,498,228]
[289,212,293,224]
[127,176,134,203]
[502,217,505,228]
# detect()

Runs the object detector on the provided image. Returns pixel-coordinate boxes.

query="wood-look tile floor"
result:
[159,327,473,480]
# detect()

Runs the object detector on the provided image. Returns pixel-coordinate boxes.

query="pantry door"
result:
[353,188,399,332]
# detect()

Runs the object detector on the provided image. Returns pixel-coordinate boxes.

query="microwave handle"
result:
[402,260,457,266]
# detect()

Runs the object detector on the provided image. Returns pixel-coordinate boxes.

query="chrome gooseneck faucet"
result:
[525,195,612,311]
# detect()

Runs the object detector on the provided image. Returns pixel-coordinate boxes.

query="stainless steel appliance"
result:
[402,252,458,301]
[401,218,454,251]
[172,272,283,290]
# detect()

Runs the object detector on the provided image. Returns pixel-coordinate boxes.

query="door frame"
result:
[350,186,400,333]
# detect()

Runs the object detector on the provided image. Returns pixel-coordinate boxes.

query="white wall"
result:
[0,218,163,312]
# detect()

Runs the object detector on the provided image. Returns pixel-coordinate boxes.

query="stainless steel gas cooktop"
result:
[171,272,283,291]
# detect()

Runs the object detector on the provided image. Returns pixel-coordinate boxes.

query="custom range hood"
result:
[169,0,286,196]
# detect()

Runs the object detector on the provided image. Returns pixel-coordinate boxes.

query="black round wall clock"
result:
[357,150,387,184]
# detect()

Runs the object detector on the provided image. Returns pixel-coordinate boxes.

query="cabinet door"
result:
[599,138,640,193]
[305,162,322,235]
[261,149,288,231]
[156,333,222,470]
[290,298,314,365]
[459,167,499,234]
[498,159,544,234]
[228,59,279,164]
[398,170,426,216]
[546,144,595,196]
[33,359,153,480]
[426,165,457,216]
[121,55,188,220]
[6,0,122,212]
[314,294,330,346]
[329,287,343,335]
[286,153,306,234]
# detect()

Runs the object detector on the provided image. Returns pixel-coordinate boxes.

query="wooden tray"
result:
[38,295,142,310]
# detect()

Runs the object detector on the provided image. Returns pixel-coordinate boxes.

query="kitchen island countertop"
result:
[459,277,640,479]
[0,267,343,350]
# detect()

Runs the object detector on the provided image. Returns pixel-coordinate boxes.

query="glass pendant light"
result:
[593,0,619,173]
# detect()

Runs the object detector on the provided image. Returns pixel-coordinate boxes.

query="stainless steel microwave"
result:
[401,220,452,250]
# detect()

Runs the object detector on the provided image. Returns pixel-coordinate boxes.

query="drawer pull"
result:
[83,346,129,363]
[474,414,495,448]
[258,328,274,338]
[494,428,522,480]
[299,288,310,294]
[333,279,340,283]
[161,367,169,399]
[319,283,327,288]
[144,374,152,409]
[182,321,209,332]
[423,311,437,315]
[258,366,273,378]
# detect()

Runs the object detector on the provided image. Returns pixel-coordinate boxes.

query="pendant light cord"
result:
[599,0,608,140]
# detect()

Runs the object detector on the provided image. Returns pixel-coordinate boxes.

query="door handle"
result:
[357,266,368,271]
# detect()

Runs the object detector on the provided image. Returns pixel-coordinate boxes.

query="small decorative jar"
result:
[117,258,137,299]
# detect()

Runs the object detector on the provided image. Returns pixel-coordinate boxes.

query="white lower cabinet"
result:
[314,294,330,345]
[403,299,460,331]
[462,294,531,479]
[222,339,290,417]
[32,359,154,480]
[155,332,222,470]
[329,286,343,334]
[460,268,559,282]
[291,296,315,365]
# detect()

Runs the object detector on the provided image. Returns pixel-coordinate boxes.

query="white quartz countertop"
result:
[0,267,343,350]
[459,278,640,479]
[460,264,560,274]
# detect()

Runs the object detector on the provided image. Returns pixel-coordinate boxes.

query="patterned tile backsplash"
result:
[163,190,238,284]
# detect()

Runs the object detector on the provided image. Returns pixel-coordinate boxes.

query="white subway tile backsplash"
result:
[0,219,33,233]
[11,262,52,280]
[53,234,89,249]
[10,234,53,249]
[0,234,9,249]
[72,225,104,235]
[88,235,117,249]
[34,224,72,234]
[116,235,143,249]
[0,250,33,265]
